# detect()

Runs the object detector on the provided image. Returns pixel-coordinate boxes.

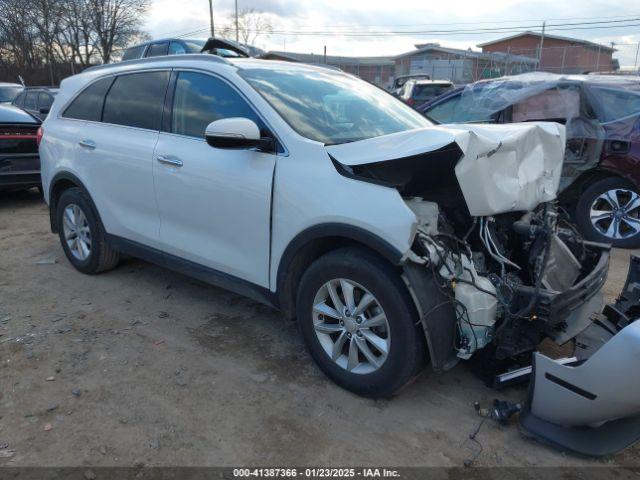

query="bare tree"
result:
[221,8,273,46]
[88,0,150,63]
[56,0,99,68]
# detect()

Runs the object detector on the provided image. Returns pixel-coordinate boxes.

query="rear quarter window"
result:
[63,77,114,122]
[122,45,146,60]
[102,71,169,130]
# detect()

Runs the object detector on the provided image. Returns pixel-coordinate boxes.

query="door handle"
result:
[156,155,183,167]
[78,139,96,150]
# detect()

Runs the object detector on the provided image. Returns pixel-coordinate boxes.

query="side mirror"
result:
[39,107,50,114]
[205,117,273,151]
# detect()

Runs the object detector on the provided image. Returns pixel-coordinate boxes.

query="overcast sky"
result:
[146,0,640,68]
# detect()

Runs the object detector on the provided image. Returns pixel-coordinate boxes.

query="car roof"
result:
[411,79,453,85]
[0,82,23,88]
[86,54,347,76]
[0,103,40,124]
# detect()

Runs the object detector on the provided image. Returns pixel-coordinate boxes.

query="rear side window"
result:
[171,71,263,138]
[25,92,38,109]
[122,45,145,60]
[146,42,169,57]
[39,92,53,110]
[63,77,113,121]
[103,71,169,130]
[169,42,186,55]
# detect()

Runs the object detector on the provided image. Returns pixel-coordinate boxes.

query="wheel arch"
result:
[559,168,636,212]
[48,172,95,233]
[275,224,405,320]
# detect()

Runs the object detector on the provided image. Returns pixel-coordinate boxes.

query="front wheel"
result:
[575,177,640,248]
[296,247,427,398]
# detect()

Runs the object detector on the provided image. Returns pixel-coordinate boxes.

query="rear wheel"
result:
[296,247,427,397]
[56,187,120,274]
[576,177,640,248]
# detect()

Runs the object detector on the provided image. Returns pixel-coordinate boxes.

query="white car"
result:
[38,54,634,409]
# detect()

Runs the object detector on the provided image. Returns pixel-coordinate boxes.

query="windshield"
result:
[0,86,22,102]
[240,68,432,145]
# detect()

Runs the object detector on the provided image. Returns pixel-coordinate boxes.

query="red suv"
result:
[420,73,640,248]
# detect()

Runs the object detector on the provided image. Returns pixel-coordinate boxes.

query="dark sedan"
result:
[0,104,41,191]
[419,73,640,248]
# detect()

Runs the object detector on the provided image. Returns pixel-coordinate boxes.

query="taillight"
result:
[36,127,43,147]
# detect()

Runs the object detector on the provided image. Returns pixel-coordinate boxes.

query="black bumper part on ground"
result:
[519,255,640,457]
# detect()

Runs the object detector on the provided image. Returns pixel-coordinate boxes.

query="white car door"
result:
[72,71,169,248]
[153,70,277,287]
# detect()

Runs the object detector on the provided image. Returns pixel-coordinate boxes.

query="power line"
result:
[149,13,640,40]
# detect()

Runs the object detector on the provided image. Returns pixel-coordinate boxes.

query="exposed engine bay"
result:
[404,196,606,368]
[328,121,640,456]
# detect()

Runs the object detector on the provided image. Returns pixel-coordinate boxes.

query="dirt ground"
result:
[0,188,639,468]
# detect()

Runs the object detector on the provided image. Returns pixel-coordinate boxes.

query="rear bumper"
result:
[0,153,42,189]
[0,153,41,189]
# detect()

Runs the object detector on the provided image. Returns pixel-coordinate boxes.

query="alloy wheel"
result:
[590,188,640,240]
[62,204,92,261]
[312,278,390,375]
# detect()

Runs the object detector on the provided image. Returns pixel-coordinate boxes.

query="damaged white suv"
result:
[40,55,640,450]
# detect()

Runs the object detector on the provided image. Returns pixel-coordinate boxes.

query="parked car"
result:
[398,79,455,107]
[389,74,430,94]
[0,103,41,191]
[39,56,638,450]
[12,87,58,121]
[121,37,256,61]
[0,82,23,104]
[419,73,640,248]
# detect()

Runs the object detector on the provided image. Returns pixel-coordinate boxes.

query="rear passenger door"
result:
[62,71,169,248]
[152,70,277,287]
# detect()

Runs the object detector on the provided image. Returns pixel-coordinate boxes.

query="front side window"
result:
[146,42,169,57]
[103,71,169,130]
[240,68,431,145]
[172,71,263,138]
[24,92,38,109]
[63,77,113,122]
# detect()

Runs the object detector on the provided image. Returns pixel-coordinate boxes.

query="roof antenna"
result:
[18,75,26,87]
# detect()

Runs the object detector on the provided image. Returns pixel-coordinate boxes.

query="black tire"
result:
[55,187,120,274]
[575,177,640,249]
[296,247,427,398]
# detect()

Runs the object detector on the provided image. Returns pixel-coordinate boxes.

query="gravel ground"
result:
[0,188,639,467]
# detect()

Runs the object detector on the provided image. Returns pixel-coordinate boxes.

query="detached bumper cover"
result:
[520,255,640,456]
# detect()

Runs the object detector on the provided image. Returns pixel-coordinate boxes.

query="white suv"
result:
[40,54,610,398]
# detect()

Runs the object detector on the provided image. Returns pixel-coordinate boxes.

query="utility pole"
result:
[235,0,239,43]
[208,0,214,37]
[634,41,640,74]
[537,21,546,71]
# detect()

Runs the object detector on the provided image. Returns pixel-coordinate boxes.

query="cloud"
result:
[145,0,640,67]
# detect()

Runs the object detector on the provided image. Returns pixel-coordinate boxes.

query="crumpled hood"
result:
[326,122,566,216]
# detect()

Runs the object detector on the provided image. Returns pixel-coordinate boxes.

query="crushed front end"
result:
[328,121,640,454]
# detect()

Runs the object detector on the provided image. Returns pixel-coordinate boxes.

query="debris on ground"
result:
[43,423,53,432]
[35,257,57,265]
[45,376,55,382]
[71,389,82,397]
